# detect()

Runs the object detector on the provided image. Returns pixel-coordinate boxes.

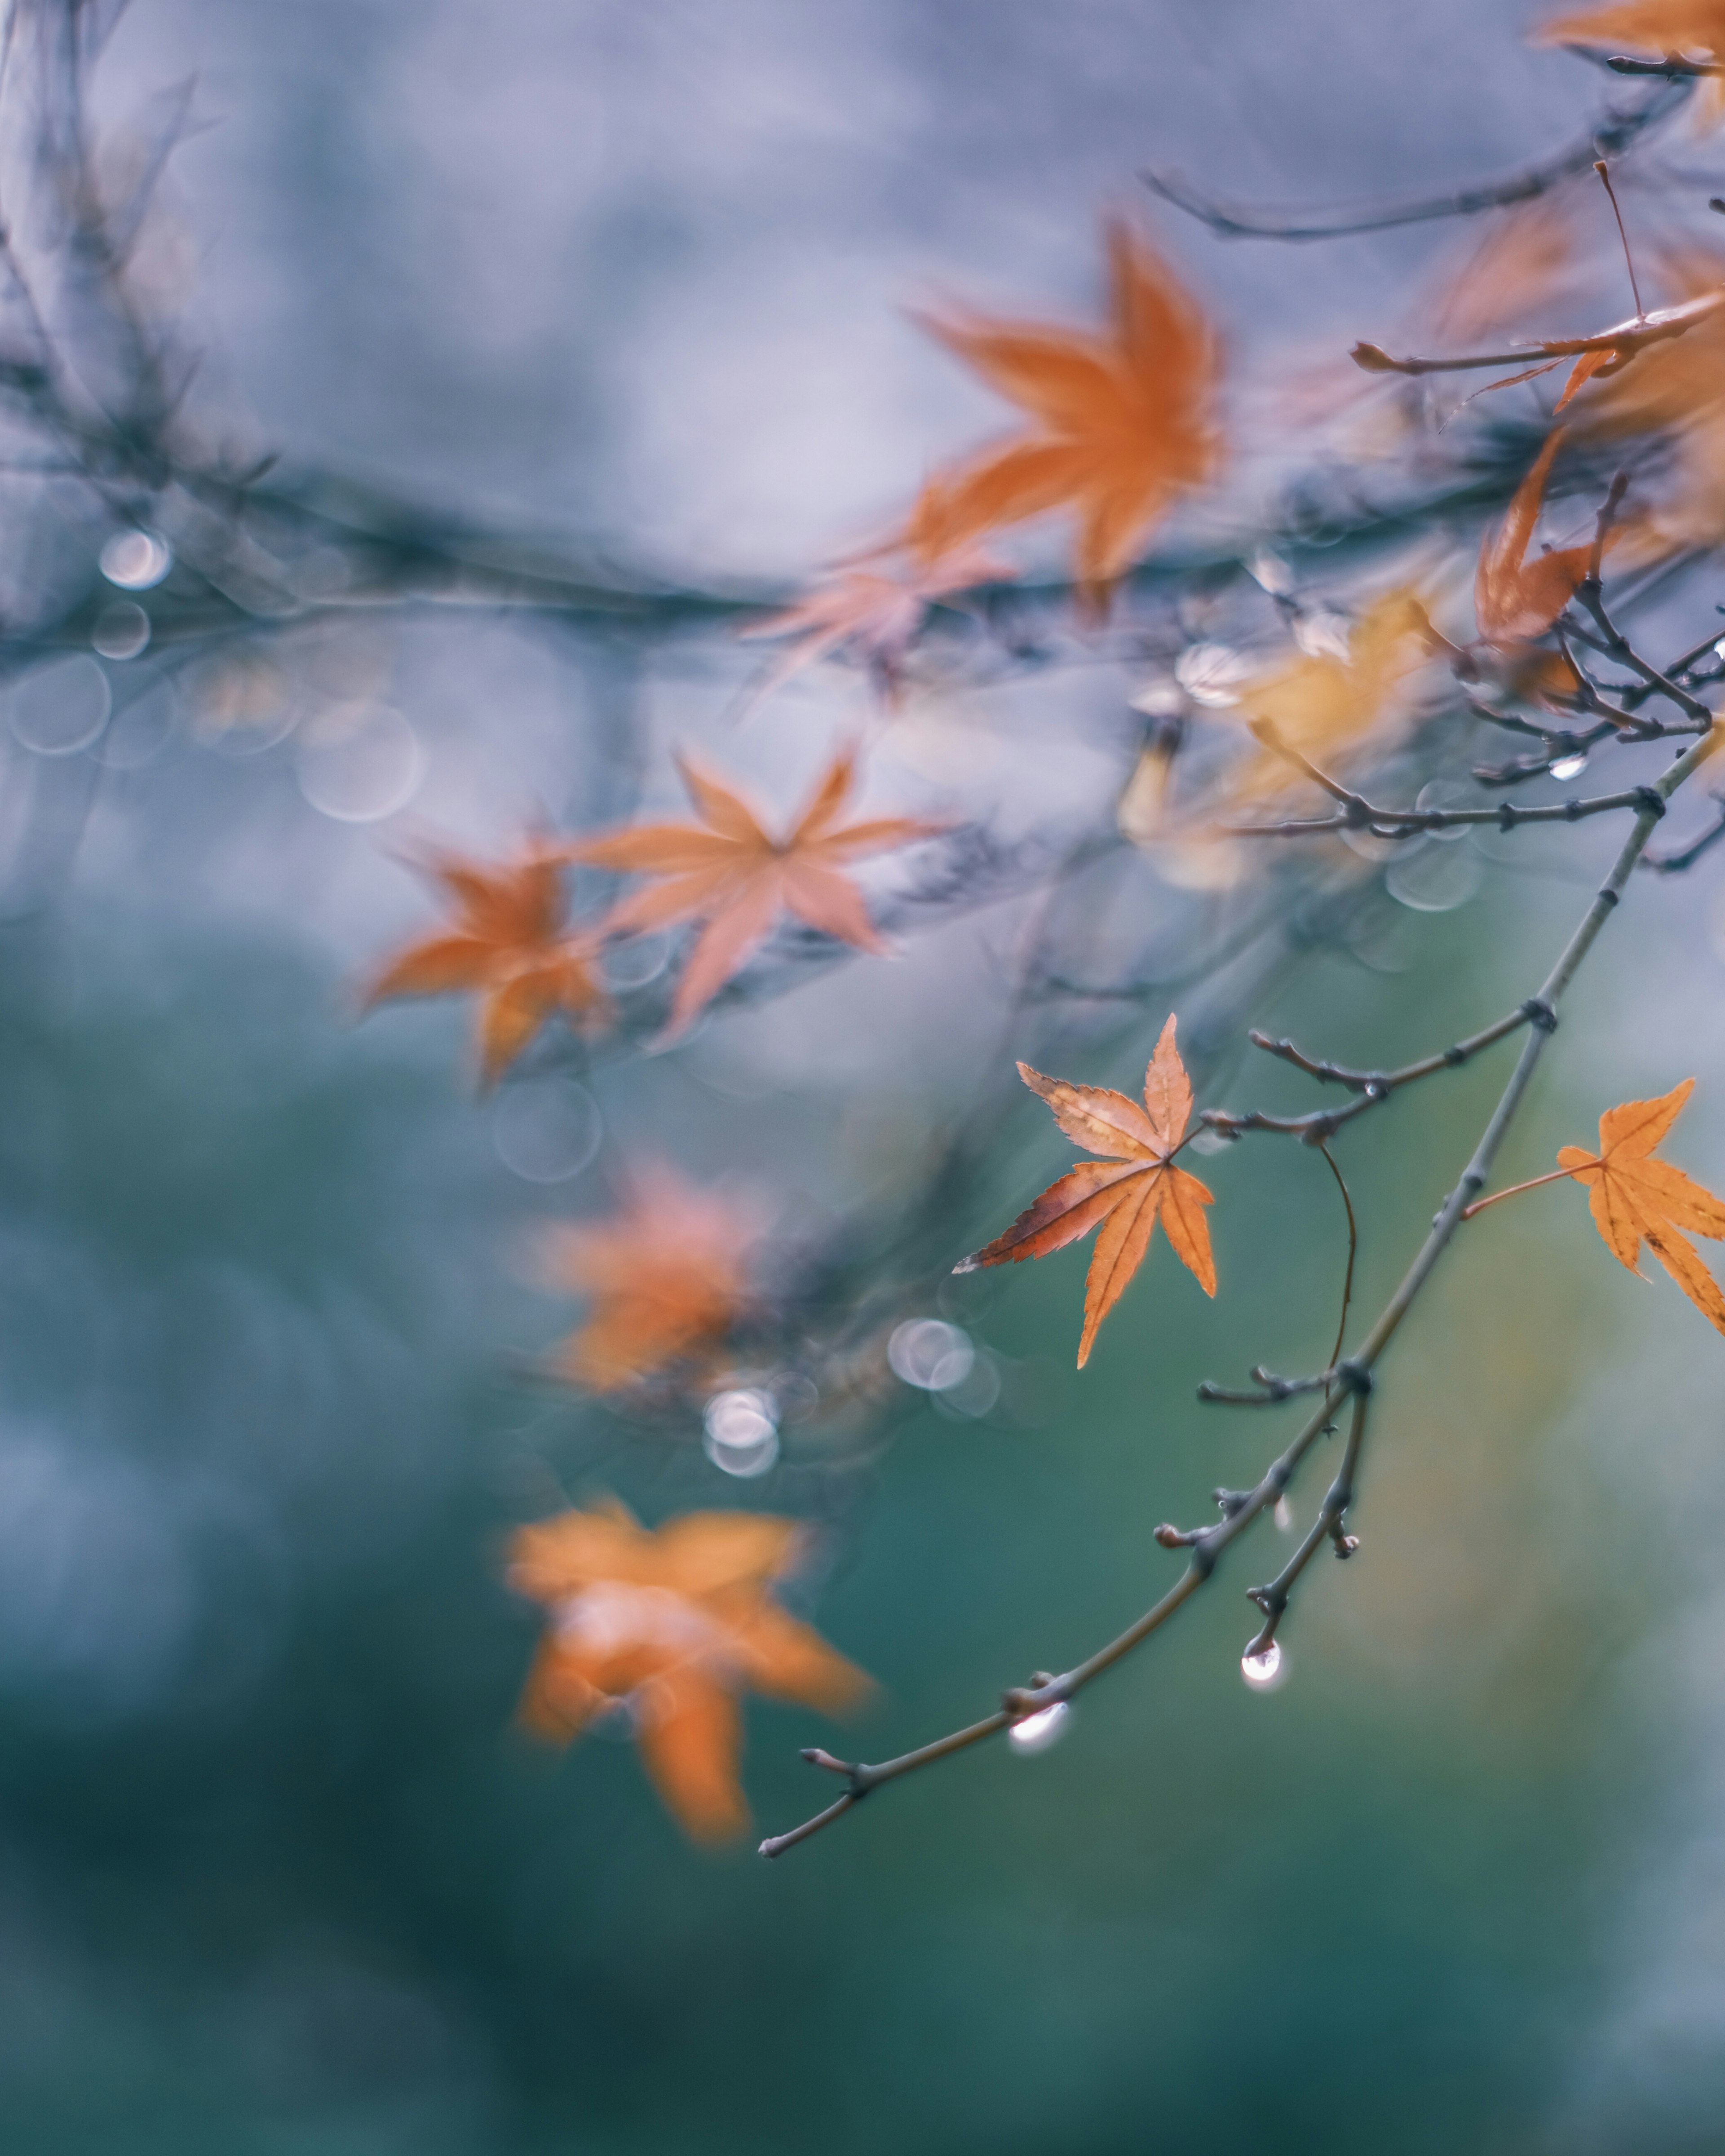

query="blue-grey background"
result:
[0,3,1722,2149]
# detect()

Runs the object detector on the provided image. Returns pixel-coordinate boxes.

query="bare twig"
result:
[1140,85,1685,243]
[760,725,1717,1860]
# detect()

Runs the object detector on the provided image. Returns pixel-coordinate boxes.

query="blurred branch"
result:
[1141,80,1686,243]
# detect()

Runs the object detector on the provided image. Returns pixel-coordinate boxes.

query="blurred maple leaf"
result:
[956,1014,1216,1366]
[1558,1081,1725,1334]
[1571,249,1725,555]
[1474,428,1597,648]
[509,1499,869,1840]
[539,1163,760,1392]
[363,841,610,1087]
[1225,587,1439,806]
[1534,4,1725,124]
[911,219,1220,609]
[572,748,945,1039]
[741,478,1013,702]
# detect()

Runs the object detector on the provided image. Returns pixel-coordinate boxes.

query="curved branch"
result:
[760,724,1717,1860]
[1141,83,1686,243]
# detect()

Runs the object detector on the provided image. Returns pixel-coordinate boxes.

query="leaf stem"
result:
[1460,1164,1583,1220]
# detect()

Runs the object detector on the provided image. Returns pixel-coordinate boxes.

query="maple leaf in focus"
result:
[572,748,945,1038]
[741,479,1013,702]
[1475,428,1597,648]
[956,1014,1216,1367]
[1225,588,1439,806]
[539,1164,758,1392]
[362,841,610,1086]
[509,1499,869,1840]
[913,220,1220,608]
[1557,1081,1725,1335]
[1534,3,1725,124]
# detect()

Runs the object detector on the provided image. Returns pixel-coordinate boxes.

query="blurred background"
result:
[0,1,1722,2150]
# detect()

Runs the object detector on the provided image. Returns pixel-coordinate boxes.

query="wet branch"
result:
[760,725,1717,1861]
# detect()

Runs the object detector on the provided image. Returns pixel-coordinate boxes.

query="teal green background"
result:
[2,865,1719,2155]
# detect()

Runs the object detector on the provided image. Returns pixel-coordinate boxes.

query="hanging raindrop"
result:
[1008,1701,1070,1755]
[1241,1639,1285,1689]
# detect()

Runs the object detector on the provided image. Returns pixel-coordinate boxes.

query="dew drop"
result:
[8,655,111,755]
[1386,844,1482,914]
[888,1318,975,1392]
[1413,778,1474,841]
[295,702,423,822]
[702,1389,779,1478]
[92,600,150,660]
[1175,643,1250,708]
[1274,1495,1294,1532]
[603,931,671,989]
[1241,1639,1285,1690]
[100,529,171,591]
[1549,751,1589,782]
[1129,677,1185,718]
[1008,1701,1070,1756]
[491,1077,602,1184]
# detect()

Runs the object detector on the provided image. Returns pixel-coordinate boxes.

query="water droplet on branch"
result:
[1008,1701,1070,1755]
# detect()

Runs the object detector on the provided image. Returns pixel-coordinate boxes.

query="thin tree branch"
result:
[1140,84,1685,243]
[760,724,1718,1860]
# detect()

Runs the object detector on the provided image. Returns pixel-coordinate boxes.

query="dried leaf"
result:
[1226,588,1438,805]
[573,749,945,1038]
[540,1164,759,1392]
[509,1499,869,1840]
[363,840,610,1086]
[1475,429,1597,648]
[956,1014,1216,1366]
[1558,1079,1725,1335]
[911,220,1221,608]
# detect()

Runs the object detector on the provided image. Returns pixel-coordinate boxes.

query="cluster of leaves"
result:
[5,0,1725,1842]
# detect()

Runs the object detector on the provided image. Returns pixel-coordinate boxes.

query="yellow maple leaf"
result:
[1226,588,1439,807]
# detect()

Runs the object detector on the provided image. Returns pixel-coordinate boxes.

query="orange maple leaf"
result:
[539,1164,759,1392]
[911,220,1221,608]
[509,1499,869,1841]
[572,748,945,1039]
[1557,1081,1725,1335]
[363,840,610,1086]
[956,1014,1216,1366]
[1534,4,1725,124]
[1474,429,1597,649]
